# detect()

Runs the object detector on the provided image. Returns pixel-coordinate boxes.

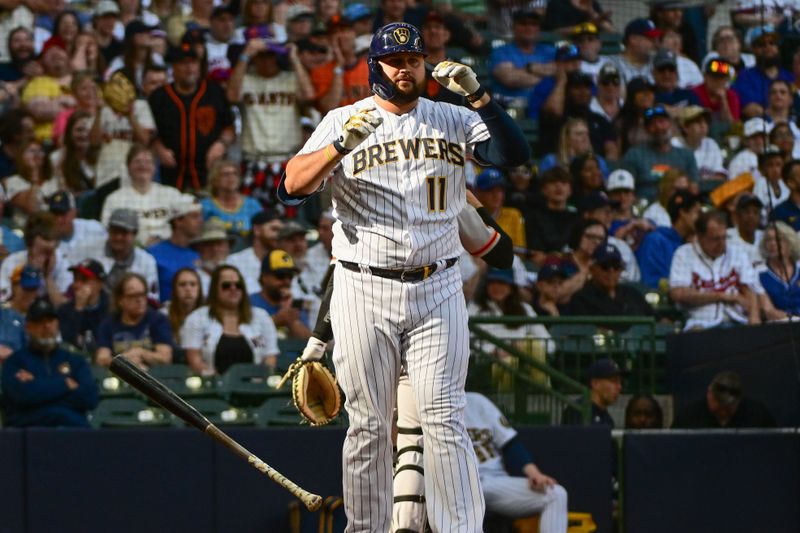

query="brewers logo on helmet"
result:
[368,23,426,100]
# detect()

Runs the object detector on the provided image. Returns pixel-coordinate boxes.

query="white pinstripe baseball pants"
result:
[330,265,485,533]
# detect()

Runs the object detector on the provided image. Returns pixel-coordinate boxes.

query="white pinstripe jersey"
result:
[298,96,490,268]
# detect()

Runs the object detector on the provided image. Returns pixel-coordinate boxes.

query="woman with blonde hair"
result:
[539,118,609,177]
[200,159,263,242]
[642,168,691,228]
[181,264,279,375]
[758,221,800,320]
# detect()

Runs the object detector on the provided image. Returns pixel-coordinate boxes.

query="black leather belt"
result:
[338,258,458,282]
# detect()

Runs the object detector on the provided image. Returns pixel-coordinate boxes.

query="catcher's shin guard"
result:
[391,375,428,533]
[391,424,427,533]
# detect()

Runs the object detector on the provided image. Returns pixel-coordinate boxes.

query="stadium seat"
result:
[91,365,136,399]
[599,33,623,55]
[222,363,281,407]
[90,398,173,428]
[148,364,221,399]
[255,396,303,427]
[186,398,255,427]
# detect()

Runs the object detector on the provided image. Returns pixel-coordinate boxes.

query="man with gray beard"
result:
[621,105,698,201]
[0,298,98,427]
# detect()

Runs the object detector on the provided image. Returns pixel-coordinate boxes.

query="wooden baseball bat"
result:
[109,355,322,511]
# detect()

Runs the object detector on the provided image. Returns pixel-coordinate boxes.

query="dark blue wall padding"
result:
[0,430,25,533]
[213,427,346,533]
[24,428,215,533]
[624,431,800,533]
[666,322,800,426]
[516,426,613,533]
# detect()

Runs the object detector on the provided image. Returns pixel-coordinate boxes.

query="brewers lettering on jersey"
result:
[281,22,529,533]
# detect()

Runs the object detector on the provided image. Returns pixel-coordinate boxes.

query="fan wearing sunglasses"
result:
[732,24,793,119]
[250,249,312,339]
[566,241,652,329]
[693,57,740,125]
[181,264,279,375]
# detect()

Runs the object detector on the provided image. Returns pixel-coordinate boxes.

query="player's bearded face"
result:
[380,53,426,104]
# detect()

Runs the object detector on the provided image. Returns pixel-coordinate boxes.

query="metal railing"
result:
[467,316,674,425]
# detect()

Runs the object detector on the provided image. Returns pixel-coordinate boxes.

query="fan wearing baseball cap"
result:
[0,265,43,358]
[489,11,556,103]
[0,297,99,428]
[20,35,74,142]
[567,242,653,327]
[672,106,727,181]
[731,24,793,117]
[635,190,702,288]
[607,18,662,84]
[57,259,110,353]
[541,1,613,35]
[727,193,764,269]
[562,357,626,426]
[651,48,701,109]
[621,105,699,201]
[528,42,583,120]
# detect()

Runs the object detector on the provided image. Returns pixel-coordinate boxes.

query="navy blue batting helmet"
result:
[368,23,426,100]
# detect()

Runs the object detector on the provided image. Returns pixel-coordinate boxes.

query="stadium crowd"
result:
[0,0,798,430]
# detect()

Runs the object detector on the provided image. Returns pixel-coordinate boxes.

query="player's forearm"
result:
[311,265,335,343]
[472,99,531,167]
[284,147,340,195]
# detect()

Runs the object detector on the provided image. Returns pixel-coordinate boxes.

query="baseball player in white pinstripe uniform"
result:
[282,22,529,533]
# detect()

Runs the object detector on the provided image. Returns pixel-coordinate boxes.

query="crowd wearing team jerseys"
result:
[0,0,799,429]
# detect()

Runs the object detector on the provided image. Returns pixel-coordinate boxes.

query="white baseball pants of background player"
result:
[330,264,484,533]
[392,376,568,533]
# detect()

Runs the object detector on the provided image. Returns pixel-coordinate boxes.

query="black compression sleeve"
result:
[475,206,514,268]
[472,99,531,168]
[311,263,335,342]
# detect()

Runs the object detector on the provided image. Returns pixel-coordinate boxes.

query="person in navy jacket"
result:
[1,298,98,428]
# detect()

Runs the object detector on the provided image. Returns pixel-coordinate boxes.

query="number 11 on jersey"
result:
[426,176,447,212]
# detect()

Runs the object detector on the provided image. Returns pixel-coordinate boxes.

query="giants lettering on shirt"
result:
[242,91,297,106]
[691,269,740,292]
[351,138,465,176]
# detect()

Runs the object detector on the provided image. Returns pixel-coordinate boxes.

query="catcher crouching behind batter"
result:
[281,22,529,533]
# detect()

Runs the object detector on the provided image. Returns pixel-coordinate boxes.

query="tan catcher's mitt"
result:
[103,71,137,114]
[280,360,341,426]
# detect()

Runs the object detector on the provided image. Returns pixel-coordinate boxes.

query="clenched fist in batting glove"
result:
[432,61,481,97]
[339,106,383,152]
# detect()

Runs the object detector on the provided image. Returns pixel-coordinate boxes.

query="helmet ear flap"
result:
[368,55,395,100]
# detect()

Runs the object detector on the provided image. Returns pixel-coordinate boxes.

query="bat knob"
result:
[306,494,323,511]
